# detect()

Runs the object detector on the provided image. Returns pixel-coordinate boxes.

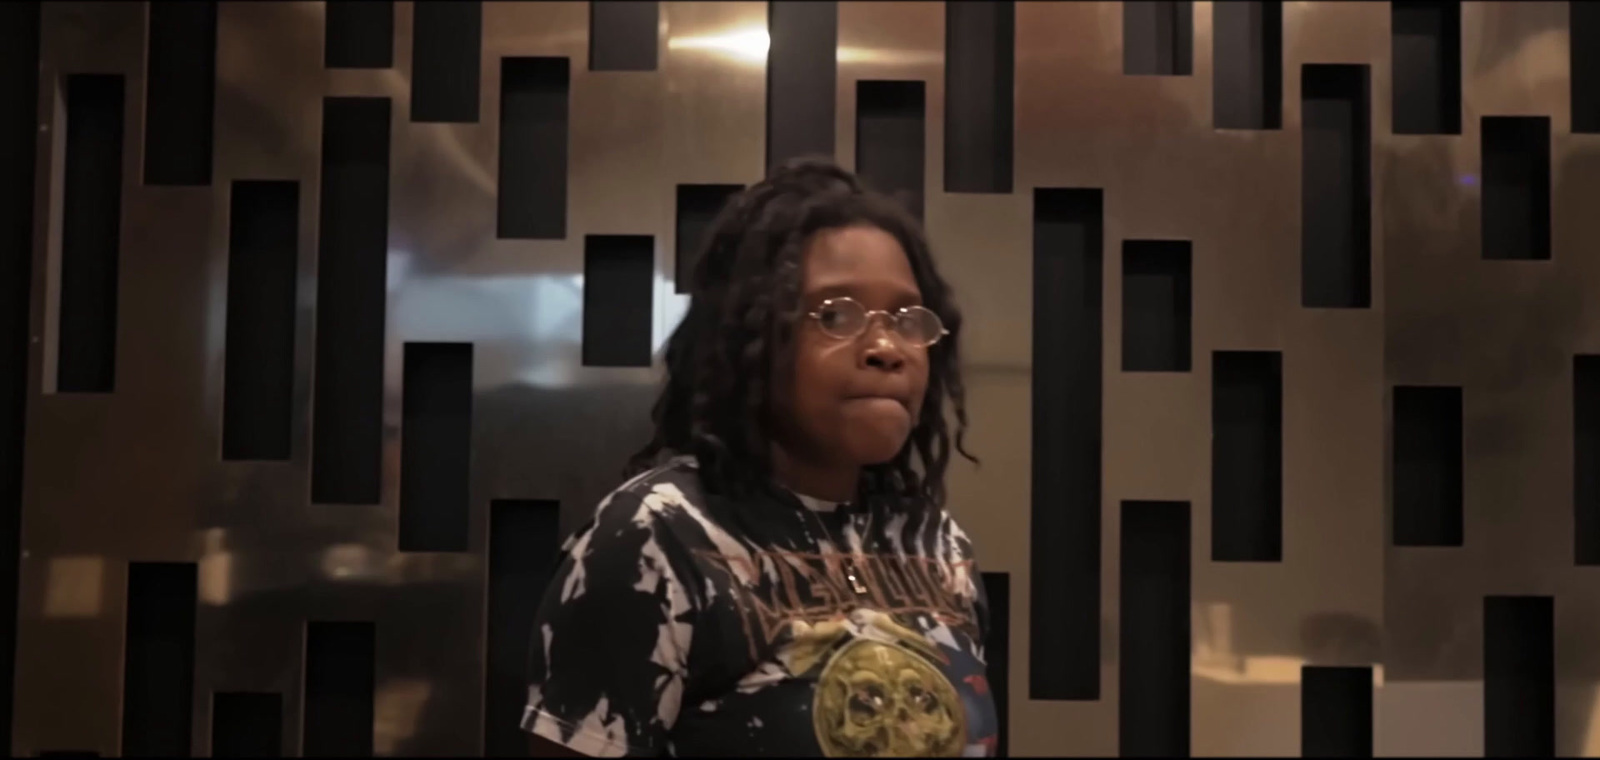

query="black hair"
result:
[628,157,975,514]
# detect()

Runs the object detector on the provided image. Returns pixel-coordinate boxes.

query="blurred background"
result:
[2,0,1599,756]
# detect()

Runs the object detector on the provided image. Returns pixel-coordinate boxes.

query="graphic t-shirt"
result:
[522,457,998,757]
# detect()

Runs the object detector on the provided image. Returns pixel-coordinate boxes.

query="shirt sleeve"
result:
[523,489,698,757]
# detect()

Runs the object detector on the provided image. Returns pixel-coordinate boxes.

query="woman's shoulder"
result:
[584,455,714,537]
[897,503,981,564]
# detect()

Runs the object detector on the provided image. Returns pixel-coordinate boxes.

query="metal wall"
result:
[9,1,1600,757]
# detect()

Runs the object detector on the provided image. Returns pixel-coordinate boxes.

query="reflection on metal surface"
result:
[42,556,102,619]
[12,0,1600,756]
[374,677,434,756]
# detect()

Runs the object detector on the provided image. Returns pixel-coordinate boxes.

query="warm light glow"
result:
[668,27,770,64]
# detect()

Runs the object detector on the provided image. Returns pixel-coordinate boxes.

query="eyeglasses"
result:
[806,297,949,348]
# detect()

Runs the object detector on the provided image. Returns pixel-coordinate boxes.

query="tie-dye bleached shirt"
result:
[522,456,998,757]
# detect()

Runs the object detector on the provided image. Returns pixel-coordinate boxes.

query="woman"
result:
[524,158,996,757]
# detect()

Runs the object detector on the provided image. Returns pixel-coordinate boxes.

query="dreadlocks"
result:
[628,157,975,513]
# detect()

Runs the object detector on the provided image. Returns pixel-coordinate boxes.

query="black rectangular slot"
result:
[1212,1,1282,130]
[1484,596,1554,757]
[36,753,100,758]
[1392,385,1463,546]
[766,0,837,170]
[1391,2,1462,135]
[1301,666,1373,757]
[1030,188,1103,701]
[1301,64,1371,308]
[122,562,197,757]
[582,235,654,367]
[855,80,925,219]
[1121,240,1191,373]
[674,184,742,293]
[57,74,124,394]
[0,3,38,752]
[1212,351,1282,562]
[310,97,390,506]
[589,1,658,72]
[325,0,393,69]
[484,499,562,757]
[981,571,1011,759]
[410,1,481,123]
[497,57,568,241]
[1481,116,1551,261]
[944,0,1014,193]
[1119,500,1190,757]
[399,342,472,552]
[211,692,282,758]
[1576,356,1600,564]
[1574,1,1600,133]
[1123,1,1193,76]
[222,181,298,462]
[304,621,375,757]
[143,0,216,186]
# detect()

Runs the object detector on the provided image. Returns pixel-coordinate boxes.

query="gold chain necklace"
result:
[807,505,872,597]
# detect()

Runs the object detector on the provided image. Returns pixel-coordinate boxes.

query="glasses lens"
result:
[896,306,945,346]
[815,298,867,339]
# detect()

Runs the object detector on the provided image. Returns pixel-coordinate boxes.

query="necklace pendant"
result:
[845,563,869,595]
[848,574,869,595]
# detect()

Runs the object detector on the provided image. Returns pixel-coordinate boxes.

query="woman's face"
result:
[772,224,931,470]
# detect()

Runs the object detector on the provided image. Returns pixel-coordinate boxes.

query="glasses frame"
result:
[805,296,950,348]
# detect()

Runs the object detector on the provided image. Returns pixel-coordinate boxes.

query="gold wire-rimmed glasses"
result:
[806,297,949,348]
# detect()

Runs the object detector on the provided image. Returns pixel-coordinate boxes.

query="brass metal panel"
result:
[15,1,1600,756]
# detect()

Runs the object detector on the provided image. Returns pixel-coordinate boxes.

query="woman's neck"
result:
[771,444,858,502]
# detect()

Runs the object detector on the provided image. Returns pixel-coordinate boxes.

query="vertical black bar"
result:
[582,235,654,368]
[1391,1,1462,135]
[980,571,1011,759]
[1030,188,1102,700]
[304,621,375,757]
[1574,1,1600,134]
[0,2,39,751]
[496,57,569,241]
[1392,385,1464,546]
[674,183,742,293]
[1481,116,1551,261]
[399,342,472,552]
[1211,350,1282,562]
[1577,355,1600,564]
[1119,500,1190,757]
[1302,666,1373,757]
[223,181,298,462]
[310,97,389,506]
[325,0,394,69]
[944,0,1014,193]
[212,692,283,758]
[1301,64,1371,308]
[122,562,197,757]
[589,1,658,72]
[855,80,925,219]
[1121,240,1191,373]
[1123,1,1193,76]
[143,0,216,186]
[1484,596,1554,757]
[410,1,481,123]
[57,74,124,394]
[766,0,837,171]
[484,499,562,757]
[1212,1,1282,130]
